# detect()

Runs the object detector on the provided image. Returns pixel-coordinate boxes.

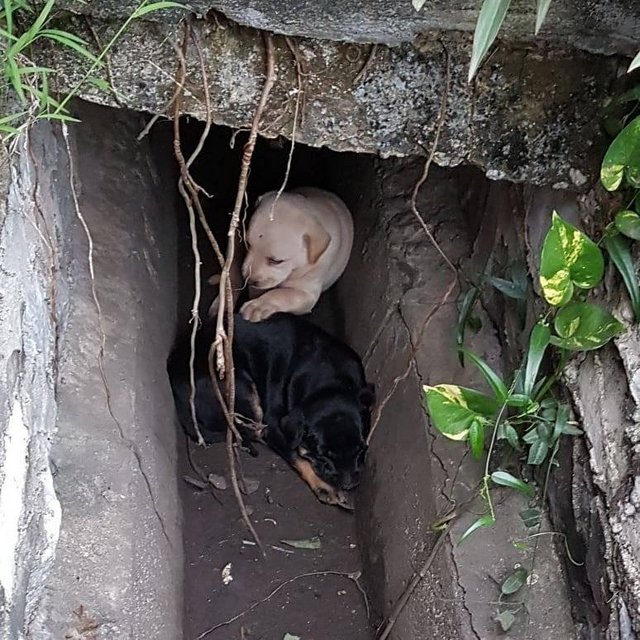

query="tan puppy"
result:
[240,187,354,322]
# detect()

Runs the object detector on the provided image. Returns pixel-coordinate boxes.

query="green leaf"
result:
[527,438,549,465]
[552,404,582,438]
[519,507,541,528]
[469,420,485,459]
[36,31,101,64]
[552,302,624,351]
[501,567,528,595]
[280,537,321,550]
[614,210,640,240]
[495,610,516,632]
[460,349,508,401]
[601,116,640,191]
[604,232,640,322]
[535,0,552,34]
[423,384,498,441]
[283,635,301,640]
[524,323,550,397]
[458,514,495,544]
[539,212,604,305]
[468,0,512,82]
[457,286,480,364]
[491,471,534,497]
[8,0,55,57]
[522,428,538,445]
[629,51,640,74]
[131,1,184,19]
[85,76,112,93]
[486,275,527,300]
[504,422,520,450]
[412,0,427,10]
[3,0,14,36]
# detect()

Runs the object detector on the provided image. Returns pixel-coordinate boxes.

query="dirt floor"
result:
[180,437,371,640]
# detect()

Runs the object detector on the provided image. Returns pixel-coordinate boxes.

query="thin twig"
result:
[353,43,378,85]
[377,531,449,640]
[196,570,367,639]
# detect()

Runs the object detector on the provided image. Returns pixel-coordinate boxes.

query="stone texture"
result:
[39,12,621,186]
[62,0,639,55]
[2,103,183,640]
[332,157,575,638]
[0,126,62,639]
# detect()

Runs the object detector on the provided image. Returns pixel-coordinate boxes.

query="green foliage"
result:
[601,116,640,191]
[413,0,555,80]
[604,232,640,321]
[539,212,604,305]
[468,0,511,82]
[534,0,552,35]
[551,302,624,351]
[0,0,185,142]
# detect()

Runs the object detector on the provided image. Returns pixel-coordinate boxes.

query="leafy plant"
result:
[413,0,555,80]
[422,77,640,632]
[0,0,184,142]
[423,209,627,548]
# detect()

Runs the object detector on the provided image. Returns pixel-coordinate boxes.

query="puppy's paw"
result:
[313,484,353,511]
[240,298,280,322]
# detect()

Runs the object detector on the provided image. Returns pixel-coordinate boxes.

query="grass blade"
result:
[4,0,14,36]
[37,32,101,64]
[468,0,512,82]
[486,275,527,299]
[491,470,534,497]
[7,0,55,56]
[456,286,480,365]
[604,232,640,322]
[131,1,184,18]
[629,51,640,74]
[524,323,550,398]
[535,0,552,35]
[458,514,495,544]
[460,348,508,401]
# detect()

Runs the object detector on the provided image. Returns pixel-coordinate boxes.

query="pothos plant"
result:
[423,83,640,546]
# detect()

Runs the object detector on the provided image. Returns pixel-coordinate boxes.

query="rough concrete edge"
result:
[0,130,63,638]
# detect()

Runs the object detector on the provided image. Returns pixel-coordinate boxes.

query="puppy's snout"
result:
[341,470,361,491]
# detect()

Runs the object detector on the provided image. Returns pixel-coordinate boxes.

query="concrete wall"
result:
[333,159,574,638]
[39,11,622,186]
[0,103,183,639]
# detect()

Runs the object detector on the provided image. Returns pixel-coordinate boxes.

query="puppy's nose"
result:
[341,472,361,491]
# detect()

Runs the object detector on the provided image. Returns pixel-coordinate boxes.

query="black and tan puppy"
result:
[167,313,374,507]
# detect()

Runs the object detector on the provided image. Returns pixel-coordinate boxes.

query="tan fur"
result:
[239,187,354,322]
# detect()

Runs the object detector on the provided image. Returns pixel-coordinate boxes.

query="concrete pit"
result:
[2,97,627,640]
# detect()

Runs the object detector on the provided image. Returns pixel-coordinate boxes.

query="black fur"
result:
[167,313,374,491]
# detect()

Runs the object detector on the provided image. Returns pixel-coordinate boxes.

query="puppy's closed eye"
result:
[267,257,286,266]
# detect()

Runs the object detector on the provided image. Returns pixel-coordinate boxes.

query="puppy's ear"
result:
[278,408,306,450]
[358,383,376,409]
[303,226,331,264]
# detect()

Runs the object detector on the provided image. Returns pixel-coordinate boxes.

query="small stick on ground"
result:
[196,570,368,639]
[377,531,449,640]
[366,40,455,447]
